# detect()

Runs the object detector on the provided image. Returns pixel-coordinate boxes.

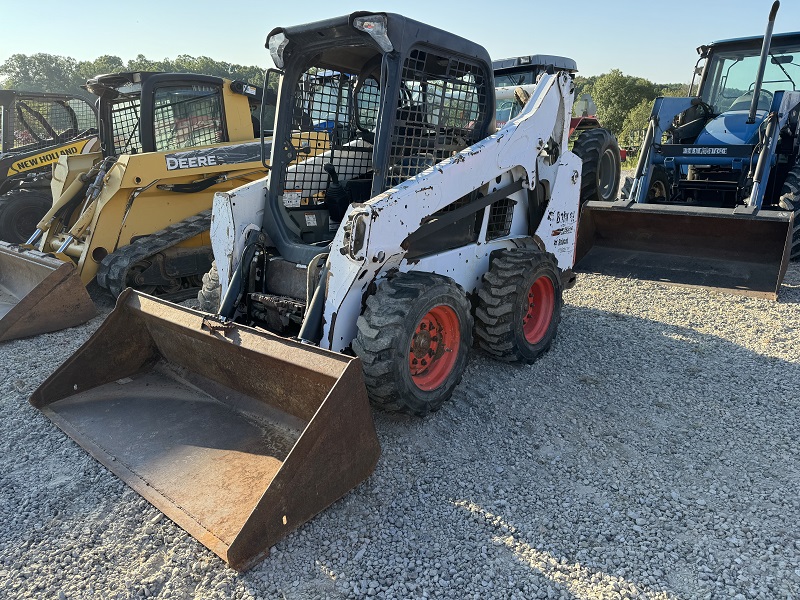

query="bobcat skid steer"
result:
[0,72,275,341]
[31,12,603,569]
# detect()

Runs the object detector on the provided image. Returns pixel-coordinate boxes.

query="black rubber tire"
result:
[352,271,473,416]
[572,128,621,203]
[197,260,221,312]
[778,165,800,261]
[475,248,563,364]
[647,167,670,201]
[0,188,51,244]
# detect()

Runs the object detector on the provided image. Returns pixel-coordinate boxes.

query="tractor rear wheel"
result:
[572,128,621,203]
[779,165,800,261]
[475,248,563,363]
[353,271,472,416]
[0,188,52,244]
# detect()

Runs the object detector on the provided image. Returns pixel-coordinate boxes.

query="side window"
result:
[384,47,488,191]
[67,98,97,132]
[110,97,143,155]
[153,85,226,152]
[10,98,84,151]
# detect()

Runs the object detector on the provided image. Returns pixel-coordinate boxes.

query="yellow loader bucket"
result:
[575,201,794,300]
[30,290,380,570]
[0,243,95,342]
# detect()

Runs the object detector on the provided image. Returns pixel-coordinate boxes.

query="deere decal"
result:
[165,141,264,171]
[6,138,96,176]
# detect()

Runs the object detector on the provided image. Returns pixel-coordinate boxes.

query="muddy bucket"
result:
[30,289,380,570]
[575,201,793,300]
[0,243,95,342]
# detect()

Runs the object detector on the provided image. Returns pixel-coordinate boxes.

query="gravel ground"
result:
[1,257,799,599]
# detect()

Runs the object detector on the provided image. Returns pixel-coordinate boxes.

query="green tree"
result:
[620,98,653,148]
[0,53,82,95]
[591,69,660,135]
[1,53,266,95]
[76,55,127,81]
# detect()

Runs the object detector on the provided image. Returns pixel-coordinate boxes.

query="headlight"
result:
[353,15,393,53]
[346,213,369,259]
[267,32,289,69]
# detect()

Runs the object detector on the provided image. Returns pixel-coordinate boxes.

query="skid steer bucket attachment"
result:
[575,202,793,300]
[0,243,95,342]
[30,290,380,570]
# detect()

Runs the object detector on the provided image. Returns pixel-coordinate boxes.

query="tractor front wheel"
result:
[475,248,563,363]
[353,271,473,416]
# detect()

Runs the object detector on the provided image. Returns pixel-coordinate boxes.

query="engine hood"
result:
[695,110,767,146]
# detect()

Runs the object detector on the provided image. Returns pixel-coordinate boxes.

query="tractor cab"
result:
[641,31,800,208]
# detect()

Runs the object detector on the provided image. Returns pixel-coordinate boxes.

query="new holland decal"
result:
[6,138,95,176]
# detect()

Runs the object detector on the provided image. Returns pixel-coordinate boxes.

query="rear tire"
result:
[197,261,221,312]
[572,128,621,203]
[0,189,51,244]
[475,248,563,363]
[778,165,800,261]
[352,272,473,416]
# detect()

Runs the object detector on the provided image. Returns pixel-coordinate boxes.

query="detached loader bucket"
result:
[0,243,95,342]
[575,201,793,300]
[30,290,380,570]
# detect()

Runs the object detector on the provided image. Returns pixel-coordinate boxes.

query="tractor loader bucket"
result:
[575,202,793,300]
[0,243,95,342]
[30,289,380,570]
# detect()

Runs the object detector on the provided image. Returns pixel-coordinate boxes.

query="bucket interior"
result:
[31,291,379,568]
[576,205,792,299]
[0,244,95,341]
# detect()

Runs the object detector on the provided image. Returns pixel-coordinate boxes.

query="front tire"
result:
[475,248,563,363]
[352,272,473,416]
[0,189,52,244]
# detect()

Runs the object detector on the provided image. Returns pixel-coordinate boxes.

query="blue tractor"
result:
[577,1,799,299]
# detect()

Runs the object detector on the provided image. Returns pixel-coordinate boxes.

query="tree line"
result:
[0,53,267,98]
[2,53,684,149]
[574,69,689,149]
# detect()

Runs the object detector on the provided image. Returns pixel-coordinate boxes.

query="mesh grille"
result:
[110,97,143,155]
[383,48,487,192]
[486,197,515,240]
[280,69,377,210]
[153,86,225,151]
[8,97,95,152]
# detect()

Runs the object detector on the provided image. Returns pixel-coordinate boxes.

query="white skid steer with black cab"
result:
[30,12,612,569]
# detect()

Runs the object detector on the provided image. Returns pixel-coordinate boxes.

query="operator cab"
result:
[262,12,495,265]
[85,72,265,157]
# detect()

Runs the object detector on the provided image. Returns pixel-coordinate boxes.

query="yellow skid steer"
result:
[0,72,274,341]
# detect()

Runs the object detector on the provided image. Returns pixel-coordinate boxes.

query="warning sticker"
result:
[283,190,302,208]
[304,213,318,227]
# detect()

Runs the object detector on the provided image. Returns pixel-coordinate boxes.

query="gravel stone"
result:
[0,261,798,599]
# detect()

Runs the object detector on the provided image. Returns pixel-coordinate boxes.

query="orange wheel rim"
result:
[408,305,460,391]
[522,275,554,344]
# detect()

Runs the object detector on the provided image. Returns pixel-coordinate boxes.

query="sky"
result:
[1,0,799,85]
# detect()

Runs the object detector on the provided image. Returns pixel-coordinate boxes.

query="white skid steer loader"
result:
[30,12,612,570]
